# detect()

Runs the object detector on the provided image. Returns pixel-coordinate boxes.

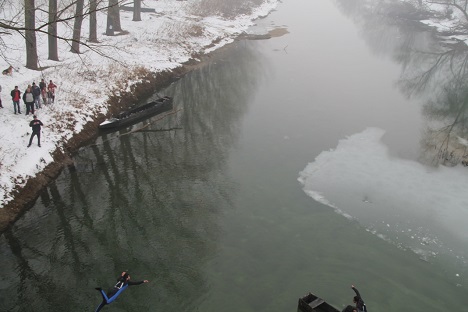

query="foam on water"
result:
[298,127,468,265]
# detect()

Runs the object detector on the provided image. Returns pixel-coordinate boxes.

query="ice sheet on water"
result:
[298,127,468,263]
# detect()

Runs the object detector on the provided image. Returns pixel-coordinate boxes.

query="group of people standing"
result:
[0,78,56,148]
[9,79,57,115]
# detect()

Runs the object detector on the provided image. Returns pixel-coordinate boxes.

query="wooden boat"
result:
[99,96,173,129]
[297,293,340,312]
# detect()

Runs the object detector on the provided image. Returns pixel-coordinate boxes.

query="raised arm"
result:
[351,285,362,300]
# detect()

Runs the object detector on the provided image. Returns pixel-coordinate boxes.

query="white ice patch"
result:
[298,127,468,263]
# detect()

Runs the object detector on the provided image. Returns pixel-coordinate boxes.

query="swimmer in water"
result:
[95,271,149,312]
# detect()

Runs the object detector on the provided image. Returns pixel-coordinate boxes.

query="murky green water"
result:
[1,0,468,311]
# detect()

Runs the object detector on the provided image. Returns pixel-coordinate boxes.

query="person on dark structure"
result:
[351,284,367,312]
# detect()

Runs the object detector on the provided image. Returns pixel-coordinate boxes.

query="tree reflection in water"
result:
[0,41,266,311]
[336,0,468,166]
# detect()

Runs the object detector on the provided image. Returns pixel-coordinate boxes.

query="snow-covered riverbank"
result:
[0,0,279,214]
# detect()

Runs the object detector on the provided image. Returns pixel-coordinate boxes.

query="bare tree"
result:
[106,0,122,35]
[89,0,98,42]
[25,0,38,69]
[48,0,59,61]
[105,8,114,35]
[1,0,119,66]
[113,0,122,31]
[133,0,142,21]
[70,0,84,53]
[427,0,468,23]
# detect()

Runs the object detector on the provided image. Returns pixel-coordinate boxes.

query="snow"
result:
[420,1,468,42]
[0,0,279,208]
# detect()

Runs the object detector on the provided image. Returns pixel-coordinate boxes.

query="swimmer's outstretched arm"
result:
[127,280,149,286]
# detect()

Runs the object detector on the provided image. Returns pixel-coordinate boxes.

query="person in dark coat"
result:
[28,115,43,147]
[32,82,41,109]
[39,78,46,92]
[351,285,367,312]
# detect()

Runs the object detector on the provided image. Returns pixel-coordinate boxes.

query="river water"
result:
[1,0,468,311]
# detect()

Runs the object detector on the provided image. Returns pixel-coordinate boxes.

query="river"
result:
[1,0,468,311]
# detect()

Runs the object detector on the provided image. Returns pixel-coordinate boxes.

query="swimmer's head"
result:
[122,272,130,281]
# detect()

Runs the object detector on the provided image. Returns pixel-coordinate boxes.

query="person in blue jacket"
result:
[94,271,149,312]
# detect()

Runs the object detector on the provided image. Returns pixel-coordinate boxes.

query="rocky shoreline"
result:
[0,59,207,232]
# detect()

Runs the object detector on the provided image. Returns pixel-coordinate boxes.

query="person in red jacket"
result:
[10,86,21,114]
[47,80,57,104]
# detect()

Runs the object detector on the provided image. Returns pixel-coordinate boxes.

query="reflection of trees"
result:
[0,184,93,311]
[3,229,60,311]
[398,41,468,96]
[336,0,436,60]
[420,77,468,165]
[334,0,369,18]
[0,41,265,311]
[336,0,468,166]
[397,40,468,165]
[336,0,439,23]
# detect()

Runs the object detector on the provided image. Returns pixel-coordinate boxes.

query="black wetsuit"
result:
[95,278,145,312]
[352,286,367,312]
[28,118,43,147]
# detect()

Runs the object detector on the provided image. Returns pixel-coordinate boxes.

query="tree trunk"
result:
[109,0,122,31]
[133,0,141,21]
[89,0,98,42]
[25,0,38,69]
[70,0,84,53]
[48,0,59,61]
[106,11,115,36]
